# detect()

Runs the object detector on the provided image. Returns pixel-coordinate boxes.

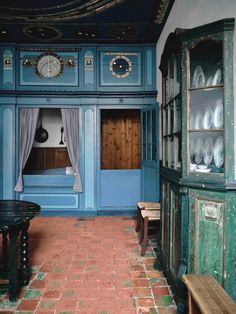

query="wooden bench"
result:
[183,274,236,314]
[135,202,160,256]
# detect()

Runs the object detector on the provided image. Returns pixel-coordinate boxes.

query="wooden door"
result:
[101,109,141,170]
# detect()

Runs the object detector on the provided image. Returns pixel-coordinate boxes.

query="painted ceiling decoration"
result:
[0,0,126,22]
[0,0,174,43]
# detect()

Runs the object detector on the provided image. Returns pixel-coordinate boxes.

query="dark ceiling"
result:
[0,0,174,44]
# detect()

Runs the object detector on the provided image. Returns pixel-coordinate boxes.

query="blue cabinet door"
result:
[141,105,160,201]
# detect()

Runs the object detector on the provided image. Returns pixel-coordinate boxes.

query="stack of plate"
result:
[194,138,203,164]
[203,137,214,165]
[192,66,205,88]
[212,68,222,85]
[213,136,224,168]
[213,99,223,129]
[203,106,213,129]
[195,111,203,129]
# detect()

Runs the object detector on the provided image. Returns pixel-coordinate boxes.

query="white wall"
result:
[156,0,236,102]
[34,108,67,148]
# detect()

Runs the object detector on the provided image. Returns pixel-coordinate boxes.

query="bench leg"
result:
[141,217,149,256]
[138,216,144,245]
[135,206,144,232]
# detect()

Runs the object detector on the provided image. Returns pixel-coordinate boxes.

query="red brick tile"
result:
[136,297,155,307]
[17,299,40,311]
[29,279,47,289]
[133,278,150,287]
[97,288,116,298]
[131,270,147,279]
[157,307,177,314]
[64,280,81,289]
[35,310,55,314]
[134,287,152,297]
[56,299,78,312]
[152,287,170,296]
[0,217,176,313]
[78,288,99,298]
[43,289,62,299]
[146,271,164,278]
[38,298,58,310]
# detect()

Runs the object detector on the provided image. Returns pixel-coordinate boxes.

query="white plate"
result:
[195,168,211,173]
[203,106,213,129]
[212,68,222,85]
[195,111,203,129]
[203,137,214,166]
[190,113,195,129]
[205,76,213,87]
[213,99,223,129]
[192,66,205,88]
[190,138,195,162]
[213,136,224,168]
[194,138,203,164]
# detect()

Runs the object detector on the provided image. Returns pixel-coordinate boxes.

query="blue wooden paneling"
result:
[0,47,15,90]
[142,165,160,202]
[20,193,79,209]
[145,46,156,91]
[100,170,141,208]
[0,43,157,215]
[83,48,96,90]
[23,175,74,186]
[0,106,15,199]
[84,107,96,211]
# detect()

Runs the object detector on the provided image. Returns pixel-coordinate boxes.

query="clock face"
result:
[109,55,132,78]
[35,52,64,78]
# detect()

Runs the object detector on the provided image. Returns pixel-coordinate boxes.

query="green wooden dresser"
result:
[159,18,236,308]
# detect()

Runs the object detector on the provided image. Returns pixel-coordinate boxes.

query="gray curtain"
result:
[61,108,82,192]
[15,108,39,192]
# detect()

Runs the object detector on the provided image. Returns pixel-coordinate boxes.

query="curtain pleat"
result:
[15,108,39,192]
[61,108,82,192]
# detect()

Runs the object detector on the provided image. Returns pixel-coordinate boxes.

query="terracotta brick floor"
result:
[0,216,177,314]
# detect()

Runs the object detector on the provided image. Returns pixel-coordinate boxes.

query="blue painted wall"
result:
[0,44,158,216]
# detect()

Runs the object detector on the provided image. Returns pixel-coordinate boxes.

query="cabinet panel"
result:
[189,191,225,285]
[196,200,224,284]
[160,178,182,289]
[161,180,169,264]
[170,188,181,277]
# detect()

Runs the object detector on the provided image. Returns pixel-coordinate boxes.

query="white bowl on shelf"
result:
[197,165,208,170]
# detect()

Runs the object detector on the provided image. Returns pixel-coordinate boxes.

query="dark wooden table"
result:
[0,200,40,301]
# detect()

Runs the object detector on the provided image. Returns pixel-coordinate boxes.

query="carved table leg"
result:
[20,221,30,286]
[2,231,8,268]
[8,227,19,302]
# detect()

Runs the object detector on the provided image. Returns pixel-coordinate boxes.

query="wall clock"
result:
[35,52,64,78]
[109,55,132,78]
[100,51,141,86]
[19,50,79,87]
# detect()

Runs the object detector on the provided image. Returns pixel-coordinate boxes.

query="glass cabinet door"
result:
[162,52,181,170]
[187,39,224,174]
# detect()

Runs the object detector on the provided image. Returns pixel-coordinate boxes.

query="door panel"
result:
[141,105,159,201]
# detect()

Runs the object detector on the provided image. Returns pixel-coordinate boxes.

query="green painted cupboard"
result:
[159,18,236,307]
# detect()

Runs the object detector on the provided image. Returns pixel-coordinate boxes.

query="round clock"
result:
[109,55,132,78]
[35,52,64,78]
